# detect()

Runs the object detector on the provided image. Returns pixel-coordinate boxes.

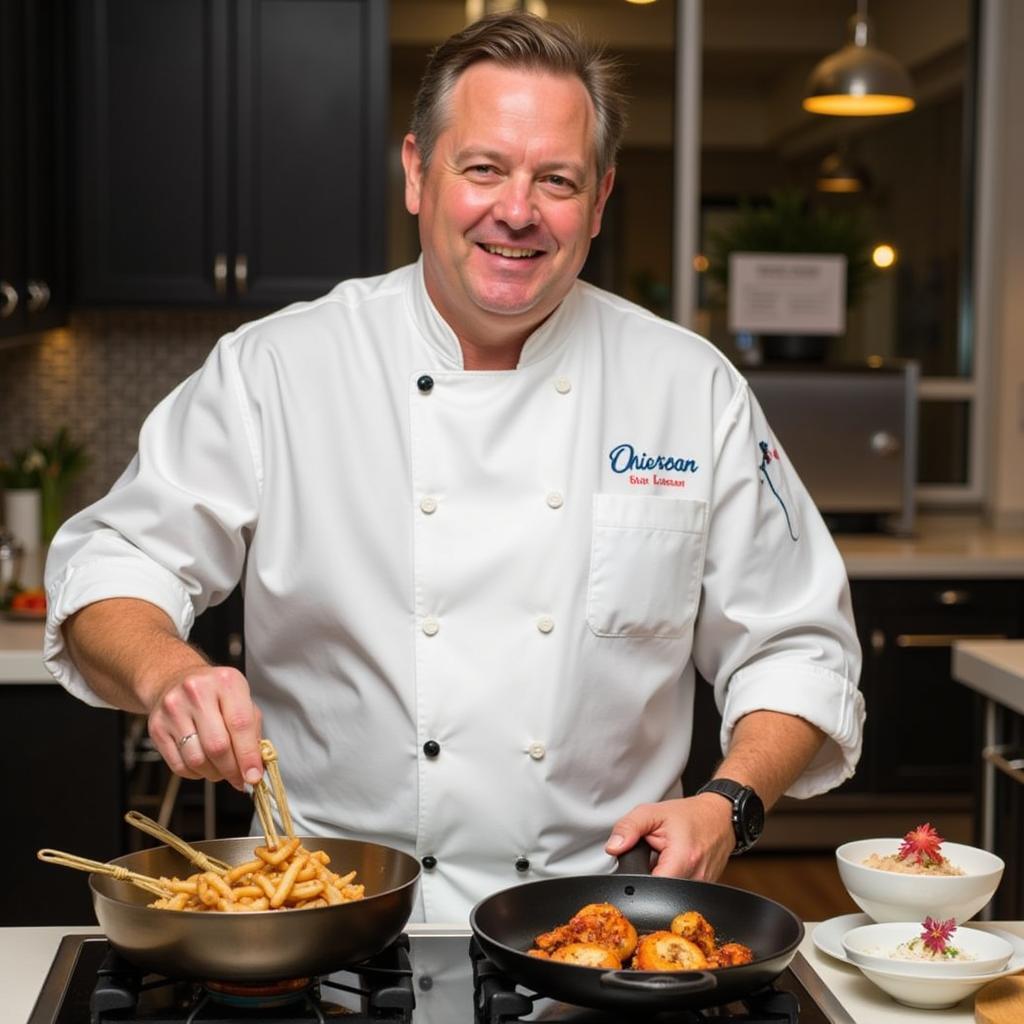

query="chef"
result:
[43,12,863,923]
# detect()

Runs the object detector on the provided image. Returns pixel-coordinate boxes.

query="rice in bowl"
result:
[861,852,964,876]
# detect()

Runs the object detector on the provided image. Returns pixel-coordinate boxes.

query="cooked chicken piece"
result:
[669,911,716,958]
[548,942,622,969]
[526,948,550,959]
[707,941,754,968]
[632,931,709,971]
[535,902,638,962]
[535,923,574,951]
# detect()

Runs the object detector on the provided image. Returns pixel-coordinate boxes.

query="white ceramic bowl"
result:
[835,839,1004,923]
[842,922,1014,977]
[854,960,1017,1009]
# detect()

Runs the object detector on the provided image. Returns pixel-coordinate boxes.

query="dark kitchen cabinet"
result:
[7,686,125,925]
[0,0,69,339]
[75,0,388,307]
[848,579,1024,796]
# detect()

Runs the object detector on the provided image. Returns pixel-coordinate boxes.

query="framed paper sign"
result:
[728,252,847,335]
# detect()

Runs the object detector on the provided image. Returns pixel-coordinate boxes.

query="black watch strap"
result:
[696,778,765,854]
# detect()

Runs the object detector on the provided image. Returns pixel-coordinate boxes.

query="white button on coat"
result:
[536,616,555,634]
[421,617,439,636]
[420,496,438,514]
[546,492,564,509]
[527,742,546,761]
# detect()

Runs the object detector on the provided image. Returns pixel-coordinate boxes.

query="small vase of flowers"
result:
[0,428,89,546]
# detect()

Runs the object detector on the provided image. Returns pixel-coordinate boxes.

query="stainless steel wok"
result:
[90,836,420,981]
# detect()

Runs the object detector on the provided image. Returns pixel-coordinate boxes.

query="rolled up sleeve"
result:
[43,335,261,707]
[692,381,865,798]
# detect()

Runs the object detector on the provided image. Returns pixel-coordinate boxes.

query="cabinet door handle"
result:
[214,253,228,295]
[0,280,18,317]
[895,633,1008,648]
[26,279,50,313]
[870,629,886,653]
[235,253,248,295]
[870,431,901,457]
[936,589,972,606]
[982,745,1024,786]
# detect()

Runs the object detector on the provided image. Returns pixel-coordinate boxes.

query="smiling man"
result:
[404,60,614,369]
[45,13,863,923]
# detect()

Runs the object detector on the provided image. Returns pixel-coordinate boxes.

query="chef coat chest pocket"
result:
[587,494,708,638]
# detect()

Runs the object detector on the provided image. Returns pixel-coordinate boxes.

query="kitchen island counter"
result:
[952,638,1024,918]
[835,514,1024,578]
[953,638,1024,716]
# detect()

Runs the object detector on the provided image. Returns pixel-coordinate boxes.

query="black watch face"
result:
[746,797,765,839]
[738,790,765,847]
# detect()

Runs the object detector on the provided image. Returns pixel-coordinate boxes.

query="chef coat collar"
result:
[406,256,580,370]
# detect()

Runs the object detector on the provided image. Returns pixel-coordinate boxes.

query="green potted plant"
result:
[705,189,875,360]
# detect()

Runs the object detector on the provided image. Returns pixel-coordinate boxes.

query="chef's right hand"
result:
[145,665,264,791]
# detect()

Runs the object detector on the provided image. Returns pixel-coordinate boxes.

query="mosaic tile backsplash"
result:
[0,309,257,525]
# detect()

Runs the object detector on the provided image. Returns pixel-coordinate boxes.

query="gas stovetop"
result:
[29,931,833,1024]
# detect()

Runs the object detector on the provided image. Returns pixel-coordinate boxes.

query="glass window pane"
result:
[697,0,972,378]
[807,96,966,376]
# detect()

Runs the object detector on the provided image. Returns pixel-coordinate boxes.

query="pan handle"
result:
[599,969,718,994]
[614,839,653,875]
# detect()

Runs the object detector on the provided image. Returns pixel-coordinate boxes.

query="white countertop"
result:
[0,618,48,682]
[794,921,1024,1024]
[835,514,1024,578]
[952,639,1024,716]
[3,925,103,1022]
[6,921,1023,1023]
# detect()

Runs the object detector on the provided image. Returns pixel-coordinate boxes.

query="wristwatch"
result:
[696,778,765,854]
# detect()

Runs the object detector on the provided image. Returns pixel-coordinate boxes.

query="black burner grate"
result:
[59,935,415,1024]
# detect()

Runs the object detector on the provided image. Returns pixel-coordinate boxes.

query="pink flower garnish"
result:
[898,823,945,866]
[921,916,957,954]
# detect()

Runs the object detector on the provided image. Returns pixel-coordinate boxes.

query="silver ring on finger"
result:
[177,731,200,750]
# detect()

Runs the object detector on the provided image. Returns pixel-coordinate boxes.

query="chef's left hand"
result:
[605,794,736,881]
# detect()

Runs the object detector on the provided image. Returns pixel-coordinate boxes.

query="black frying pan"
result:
[470,873,804,1013]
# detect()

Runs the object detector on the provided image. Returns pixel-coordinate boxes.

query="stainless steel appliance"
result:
[744,361,918,534]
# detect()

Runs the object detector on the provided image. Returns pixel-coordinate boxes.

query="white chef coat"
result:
[43,260,863,923]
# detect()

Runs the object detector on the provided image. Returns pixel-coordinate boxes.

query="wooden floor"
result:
[720,851,860,922]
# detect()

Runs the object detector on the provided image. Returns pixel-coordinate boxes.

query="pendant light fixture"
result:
[816,148,870,194]
[803,0,915,116]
